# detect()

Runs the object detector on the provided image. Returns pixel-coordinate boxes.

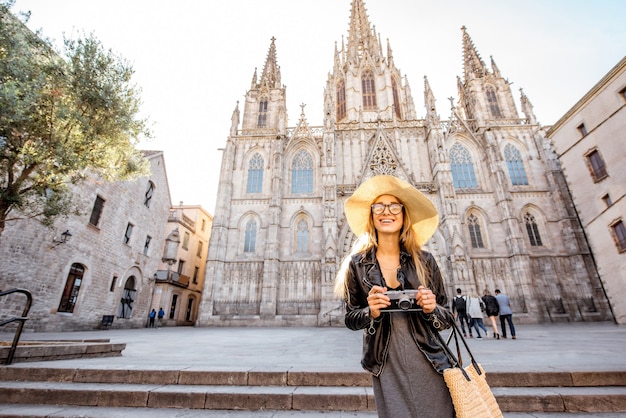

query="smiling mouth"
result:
[380,219,394,224]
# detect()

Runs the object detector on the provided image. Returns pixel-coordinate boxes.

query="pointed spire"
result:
[346,0,381,63]
[292,103,312,138]
[386,38,394,66]
[404,75,417,120]
[250,67,258,89]
[424,76,439,125]
[230,101,240,136]
[259,37,281,89]
[461,26,487,81]
[520,88,537,124]
[490,55,501,77]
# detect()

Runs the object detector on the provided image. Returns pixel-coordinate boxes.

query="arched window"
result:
[58,263,85,313]
[450,143,478,189]
[336,79,346,121]
[291,150,313,194]
[524,212,543,246]
[392,77,402,119]
[504,144,528,185]
[244,219,257,253]
[467,214,484,248]
[296,219,309,253]
[118,276,136,319]
[257,99,268,128]
[246,153,264,193]
[486,86,502,118]
[144,181,154,208]
[362,70,377,110]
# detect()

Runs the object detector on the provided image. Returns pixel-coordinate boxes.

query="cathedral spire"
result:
[259,37,281,89]
[461,26,487,81]
[424,76,439,125]
[346,0,381,63]
[520,88,537,124]
[386,38,394,66]
[250,67,258,89]
[490,55,501,77]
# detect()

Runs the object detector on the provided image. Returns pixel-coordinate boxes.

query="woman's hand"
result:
[367,285,390,319]
[417,285,437,314]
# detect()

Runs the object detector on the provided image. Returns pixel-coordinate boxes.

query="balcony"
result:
[154,270,190,288]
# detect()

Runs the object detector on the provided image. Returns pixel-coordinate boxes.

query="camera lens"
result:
[398,295,412,310]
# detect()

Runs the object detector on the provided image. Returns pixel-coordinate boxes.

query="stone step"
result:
[2,405,626,418]
[1,381,626,413]
[0,340,125,364]
[0,367,371,387]
[2,367,625,388]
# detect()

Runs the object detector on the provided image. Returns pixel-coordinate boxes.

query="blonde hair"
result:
[334,198,431,300]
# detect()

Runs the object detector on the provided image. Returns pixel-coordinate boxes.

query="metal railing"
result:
[0,288,33,365]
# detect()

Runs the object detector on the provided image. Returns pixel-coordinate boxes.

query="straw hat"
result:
[344,175,439,246]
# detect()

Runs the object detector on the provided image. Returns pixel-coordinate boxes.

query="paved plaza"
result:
[2,322,626,417]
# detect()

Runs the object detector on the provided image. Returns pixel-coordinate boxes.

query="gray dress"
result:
[372,312,455,418]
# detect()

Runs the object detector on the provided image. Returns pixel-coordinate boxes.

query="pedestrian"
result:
[482,289,500,339]
[157,307,165,328]
[466,292,487,339]
[452,288,472,338]
[495,289,516,339]
[148,309,156,328]
[334,175,456,418]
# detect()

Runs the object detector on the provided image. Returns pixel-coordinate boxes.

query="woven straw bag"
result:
[442,322,503,418]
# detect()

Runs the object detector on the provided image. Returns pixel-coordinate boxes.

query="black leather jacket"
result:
[344,246,457,376]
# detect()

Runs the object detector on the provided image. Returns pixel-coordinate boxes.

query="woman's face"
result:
[371,194,404,235]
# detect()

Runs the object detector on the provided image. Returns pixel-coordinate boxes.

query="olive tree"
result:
[0,1,151,238]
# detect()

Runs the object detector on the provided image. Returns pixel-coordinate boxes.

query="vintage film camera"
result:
[381,289,422,312]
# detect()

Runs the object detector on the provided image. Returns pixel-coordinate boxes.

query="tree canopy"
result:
[0,1,151,237]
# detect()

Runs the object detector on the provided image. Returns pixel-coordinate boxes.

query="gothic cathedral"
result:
[197,0,612,326]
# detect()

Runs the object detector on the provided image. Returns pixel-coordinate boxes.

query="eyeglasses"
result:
[371,203,404,215]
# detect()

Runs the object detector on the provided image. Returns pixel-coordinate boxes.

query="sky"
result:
[11,0,626,214]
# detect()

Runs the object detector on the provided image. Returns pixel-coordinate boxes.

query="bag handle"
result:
[442,321,484,380]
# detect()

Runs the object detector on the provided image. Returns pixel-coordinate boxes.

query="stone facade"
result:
[152,204,213,326]
[547,57,626,324]
[0,152,172,332]
[198,0,612,326]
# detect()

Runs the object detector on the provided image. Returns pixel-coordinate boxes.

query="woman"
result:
[482,289,501,339]
[334,175,456,418]
[467,293,488,338]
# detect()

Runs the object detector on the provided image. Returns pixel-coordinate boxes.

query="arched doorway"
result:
[117,276,137,319]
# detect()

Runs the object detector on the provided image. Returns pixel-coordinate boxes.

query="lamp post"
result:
[51,229,72,248]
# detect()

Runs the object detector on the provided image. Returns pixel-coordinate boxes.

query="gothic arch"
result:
[336,78,346,121]
[484,83,502,118]
[520,204,549,249]
[463,206,491,250]
[257,95,269,128]
[447,139,485,190]
[238,211,263,255]
[499,136,530,155]
[361,68,377,111]
[290,210,313,255]
[285,147,318,195]
[501,141,530,186]
[391,76,402,120]
[243,150,266,194]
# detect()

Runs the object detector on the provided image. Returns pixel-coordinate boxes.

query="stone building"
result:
[0,151,172,331]
[198,0,612,326]
[152,204,213,326]
[547,56,626,324]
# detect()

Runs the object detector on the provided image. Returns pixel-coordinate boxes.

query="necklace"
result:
[378,262,400,271]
